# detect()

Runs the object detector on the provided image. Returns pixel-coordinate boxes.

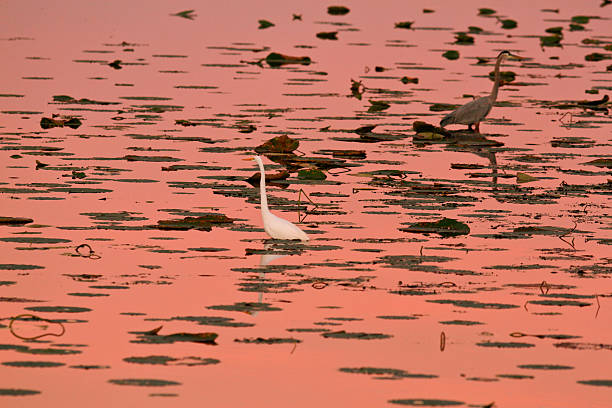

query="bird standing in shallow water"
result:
[246,155,309,241]
[440,50,520,133]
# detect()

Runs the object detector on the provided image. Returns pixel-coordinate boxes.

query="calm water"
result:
[1,1,611,407]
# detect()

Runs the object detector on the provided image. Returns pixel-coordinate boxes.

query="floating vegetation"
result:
[2,2,611,406]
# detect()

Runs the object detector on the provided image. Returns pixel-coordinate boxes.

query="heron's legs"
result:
[468,124,473,131]
[474,122,481,133]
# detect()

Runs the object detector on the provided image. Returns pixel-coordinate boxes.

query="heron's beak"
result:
[508,53,525,61]
[242,157,255,161]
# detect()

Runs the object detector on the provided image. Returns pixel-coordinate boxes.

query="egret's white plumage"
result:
[440,50,517,133]
[251,155,309,241]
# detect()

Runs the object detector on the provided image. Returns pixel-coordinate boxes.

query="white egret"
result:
[440,50,520,133]
[245,156,309,241]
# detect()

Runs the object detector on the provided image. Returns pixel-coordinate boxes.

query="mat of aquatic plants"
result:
[1,1,611,407]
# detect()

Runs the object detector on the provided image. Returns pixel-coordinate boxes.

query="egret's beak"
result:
[242,157,255,161]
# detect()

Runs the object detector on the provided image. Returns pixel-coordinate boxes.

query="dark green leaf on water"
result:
[377,315,418,320]
[499,19,517,29]
[0,264,44,270]
[577,380,612,387]
[389,399,464,406]
[496,374,534,380]
[442,50,459,60]
[584,158,612,168]
[207,302,281,313]
[124,155,182,162]
[340,367,437,379]
[2,361,65,368]
[395,21,414,29]
[258,19,275,29]
[368,100,390,112]
[235,337,301,344]
[0,217,33,225]
[569,23,585,31]
[322,330,392,340]
[528,300,591,307]
[298,168,327,180]
[585,53,611,61]
[109,378,180,387]
[317,32,338,40]
[0,388,41,396]
[540,35,562,47]
[545,26,563,34]
[468,26,483,33]
[478,8,496,15]
[172,10,196,20]
[429,103,459,112]
[40,117,82,129]
[400,218,470,237]
[70,364,110,370]
[455,33,474,44]
[400,76,418,84]
[518,364,573,370]
[156,214,232,231]
[25,306,91,313]
[265,53,311,68]
[427,299,519,309]
[439,320,483,326]
[571,15,592,24]
[477,341,535,348]
[255,134,299,153]
[124,355,220,366]
[0,237,71,244]
[328,6,350,15]
[131,326,218,344]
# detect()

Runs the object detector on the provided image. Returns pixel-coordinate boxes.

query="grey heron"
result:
[440,50,519,133]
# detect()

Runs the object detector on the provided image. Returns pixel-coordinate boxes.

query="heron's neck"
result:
[490,56,503,102]
[257,160,270,215]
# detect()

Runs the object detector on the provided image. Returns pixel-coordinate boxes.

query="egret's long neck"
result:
[490,55,504,102]
[256,160,270,215]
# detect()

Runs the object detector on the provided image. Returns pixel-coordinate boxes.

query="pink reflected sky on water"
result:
[1,0,612,407]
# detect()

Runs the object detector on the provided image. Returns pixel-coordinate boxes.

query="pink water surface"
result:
[1,1,611,407]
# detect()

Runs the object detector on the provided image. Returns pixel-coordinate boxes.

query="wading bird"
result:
[245,156,309,241]
[440,50,519,133]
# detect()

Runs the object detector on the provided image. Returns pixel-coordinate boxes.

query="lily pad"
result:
[255,135,299,154]
[328,6,350,15]
[442,50,459,60]
[322,330,392,340]
[400,218,470,237]
[389,399,464,406]
[108,379,180,387]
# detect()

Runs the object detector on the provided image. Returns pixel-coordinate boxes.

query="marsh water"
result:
[1,1,611,407]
